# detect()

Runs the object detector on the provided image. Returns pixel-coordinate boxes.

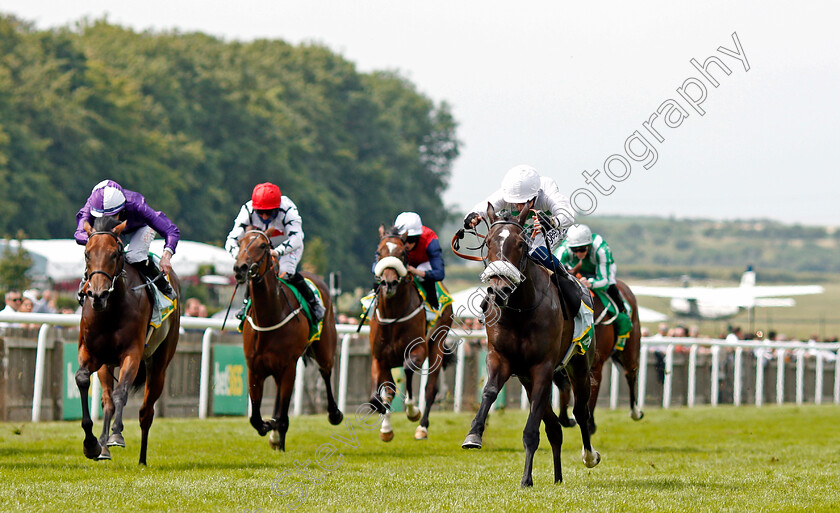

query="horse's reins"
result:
[239,229,303,332]
[83,230,126,295]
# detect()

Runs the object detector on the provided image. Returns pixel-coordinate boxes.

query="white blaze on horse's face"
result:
[385,242,399,255]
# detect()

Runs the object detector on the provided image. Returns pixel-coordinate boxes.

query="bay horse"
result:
[559,280,644,434]
[75,216,180,464]
[368,225,454,441]
[233,227,343,450]
[460,203,600,487]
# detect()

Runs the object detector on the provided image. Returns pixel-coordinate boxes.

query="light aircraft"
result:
[630,266,824,320]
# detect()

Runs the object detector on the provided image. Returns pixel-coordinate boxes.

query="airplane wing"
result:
[747,285,824,297]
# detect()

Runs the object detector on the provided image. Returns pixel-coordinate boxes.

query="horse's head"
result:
[234,227,273,285]
[83,216,127,311]
[374,225,409,298]
[481,201,533,307]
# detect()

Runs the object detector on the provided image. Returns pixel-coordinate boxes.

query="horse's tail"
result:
[302,343,315,367]
[131,360,147,394]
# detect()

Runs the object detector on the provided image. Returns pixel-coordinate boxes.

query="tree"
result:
[0,233,33,292]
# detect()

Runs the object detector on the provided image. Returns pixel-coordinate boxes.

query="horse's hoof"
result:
[582,449,601,468]
[560,418,577,428]
[520,477,534,488]
[97,446,112,460]
[380,430,394,442]
[107,433,126,447]
[631,409,644,421]
[407,410,421,422]
[414,426,428,440]
[269,430,285,451]
[328,410,344,426]
[462,433,482,449]
[83,438,102,460]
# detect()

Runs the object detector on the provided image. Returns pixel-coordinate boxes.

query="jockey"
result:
[225,182,324,322]
[74,179,179,300]
[394,212,445,310]
[556,224,632,338]
[463,164,584,316]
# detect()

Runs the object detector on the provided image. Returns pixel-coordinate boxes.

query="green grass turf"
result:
[2,405,839,512]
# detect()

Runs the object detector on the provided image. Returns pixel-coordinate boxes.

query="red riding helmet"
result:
[251,183,282,210]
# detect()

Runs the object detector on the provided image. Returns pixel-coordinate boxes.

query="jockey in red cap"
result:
[226,182,324,321]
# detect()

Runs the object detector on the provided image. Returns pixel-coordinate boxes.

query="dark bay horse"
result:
[233,228,343,450]
[559,280,644,434]
[461,204,600,487]
[368,226,454,441]
[76,216,180,464]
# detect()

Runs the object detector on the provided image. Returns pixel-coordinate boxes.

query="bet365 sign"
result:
[212,344,247,415]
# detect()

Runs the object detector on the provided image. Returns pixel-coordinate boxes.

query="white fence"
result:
[3,312,839,423]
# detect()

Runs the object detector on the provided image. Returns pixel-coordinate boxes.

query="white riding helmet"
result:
[501,165,541,204]
[566,224,593,248]
[394,212,423,237]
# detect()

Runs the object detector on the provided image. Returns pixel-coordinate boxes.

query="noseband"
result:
[374,235,409,283]
[240,230,275,282]
[84,230,126,295]
[481,220,529,283]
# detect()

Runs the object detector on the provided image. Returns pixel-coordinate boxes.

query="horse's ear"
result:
[378,224,385,237]
[400,231,407,243]
[517,198,535,226]
[84,221,93,236]
[486,202,497,223]
[113,221,128,235]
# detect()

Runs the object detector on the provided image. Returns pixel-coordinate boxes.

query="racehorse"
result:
[460,203,600,487]
[75,216,180,464]
[233,227,343,450]
[558,280,644,434]
[368,225,454,441]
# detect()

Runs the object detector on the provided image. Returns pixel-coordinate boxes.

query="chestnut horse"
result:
[460,203,600,487]
[233,228,343,450]
[76,216,180,464]
[559,280,644,434]
[368,226,454,441]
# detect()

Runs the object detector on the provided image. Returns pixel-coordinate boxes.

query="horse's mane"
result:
[92,215,123,233]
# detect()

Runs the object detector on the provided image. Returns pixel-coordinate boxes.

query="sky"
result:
[3,1,839,226]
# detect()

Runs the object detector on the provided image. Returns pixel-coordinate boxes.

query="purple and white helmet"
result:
[89,179,126,217]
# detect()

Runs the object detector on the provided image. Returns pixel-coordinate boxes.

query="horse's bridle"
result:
[486,220,530,278]
[84,230,126,295]
[240,230,276,283]
[375,234,410,285]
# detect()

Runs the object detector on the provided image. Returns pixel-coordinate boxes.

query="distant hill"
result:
[442,215,840,284]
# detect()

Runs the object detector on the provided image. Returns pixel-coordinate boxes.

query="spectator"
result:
[0,290,23,331]
[18,297,40,330]
[184,297,203,317]
[197,304,209,318]
[38,289,59,314]
[725,326,742,344]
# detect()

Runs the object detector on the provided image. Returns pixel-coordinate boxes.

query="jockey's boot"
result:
[607,284,626,313]
[235,289,250,321]
[420,279,440,310]
[289,272,325,322]
[77,276,87,306]
[135,259,176,299]
[553,267,583,319]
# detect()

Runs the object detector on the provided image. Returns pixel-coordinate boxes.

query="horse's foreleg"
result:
[521,364,553,487]
[269,365,297,451]
[542,400,566,484]
[95,367,116,460]
[311,336,343,426]
[586,352,606,436]
[247,365,271,437]
[615,337,644,421]
[463,351,510,450]
[403,337,425,423]
[109,354,141,447]
[137,358,167,465]
[75,358,101,460]
[555,371,576,428]
[568,354,601,469]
